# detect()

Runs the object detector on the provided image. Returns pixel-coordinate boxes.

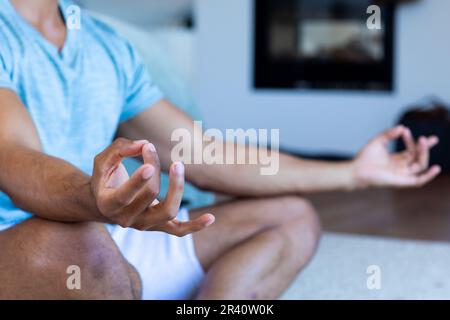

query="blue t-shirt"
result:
[0,0,163,224]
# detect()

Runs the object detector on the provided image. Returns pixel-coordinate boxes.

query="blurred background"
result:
[79,0,450,156]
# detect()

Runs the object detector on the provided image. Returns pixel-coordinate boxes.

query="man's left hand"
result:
[353,125,441,188]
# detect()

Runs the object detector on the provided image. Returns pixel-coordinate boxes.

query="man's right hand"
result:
[91,138,214,236]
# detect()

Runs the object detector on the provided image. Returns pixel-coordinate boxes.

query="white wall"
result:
[194,0,450,155]
[78,0,192,27]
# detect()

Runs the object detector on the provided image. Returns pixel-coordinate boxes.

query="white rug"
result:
[281,233,450,300]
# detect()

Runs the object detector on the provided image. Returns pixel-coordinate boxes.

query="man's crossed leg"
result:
[0,195,319,299]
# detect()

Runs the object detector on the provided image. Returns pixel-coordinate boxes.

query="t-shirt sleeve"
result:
[119,41,164,122]
[0,50,16,93]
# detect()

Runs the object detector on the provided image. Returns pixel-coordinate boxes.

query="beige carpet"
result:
[281,233,450,300]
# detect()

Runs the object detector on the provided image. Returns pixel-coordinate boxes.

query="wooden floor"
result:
[309,173,450,243]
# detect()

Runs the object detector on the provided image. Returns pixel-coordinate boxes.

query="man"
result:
[0,0,440,300]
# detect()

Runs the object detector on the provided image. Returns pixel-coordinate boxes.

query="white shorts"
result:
[106,208,205,300]
[0,208,205,300]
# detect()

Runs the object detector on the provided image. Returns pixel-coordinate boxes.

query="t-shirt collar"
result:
[4,0,80,63]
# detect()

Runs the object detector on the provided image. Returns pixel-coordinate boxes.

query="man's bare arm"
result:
[118,99,440,197]
[0,89,105,222]
[0,89,213,234]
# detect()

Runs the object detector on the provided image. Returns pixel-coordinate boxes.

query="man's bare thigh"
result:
[0,217,137,299]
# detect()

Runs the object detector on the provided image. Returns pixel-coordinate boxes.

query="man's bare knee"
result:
[275,196,322,264]
[2,218,140,299]
[279,195,321,233]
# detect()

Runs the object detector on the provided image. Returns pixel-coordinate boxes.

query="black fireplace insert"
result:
[253,0,395,91]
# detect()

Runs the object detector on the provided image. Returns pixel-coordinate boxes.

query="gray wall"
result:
[194,0,450,155]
